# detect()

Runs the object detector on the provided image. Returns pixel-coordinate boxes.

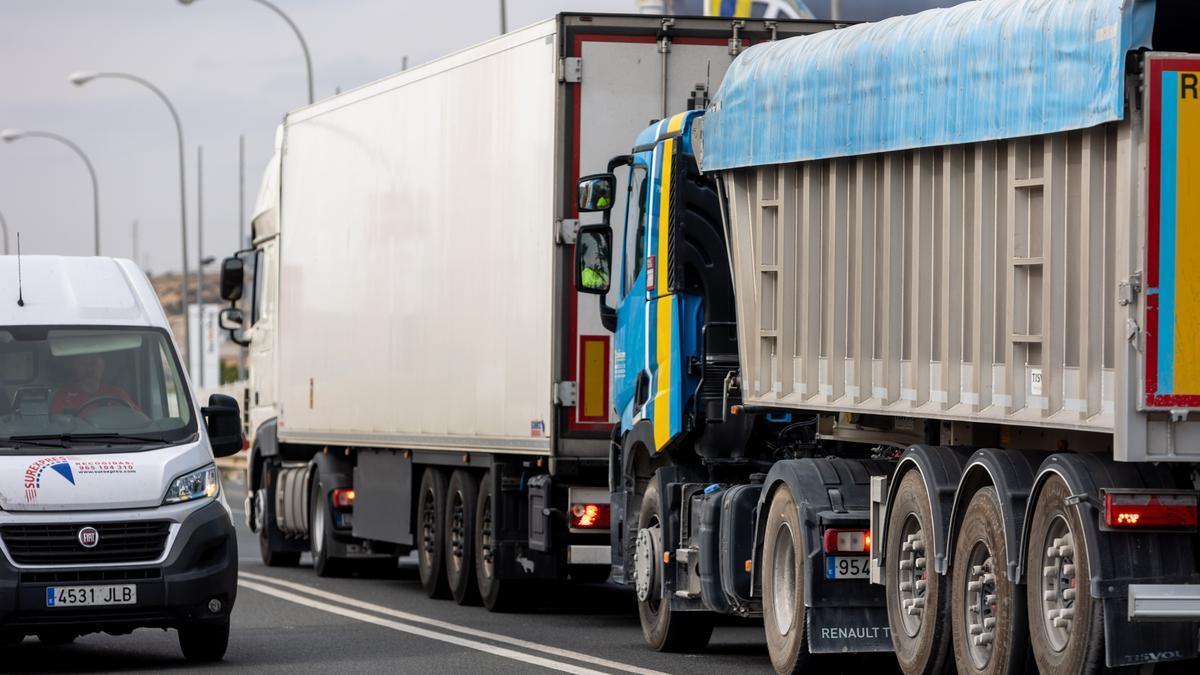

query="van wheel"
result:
[36,630,75,645]
[762,485,816,674]
[475,471,529,612]
[950,486,1030,675]
[886,470,951,675]
[417,468,450,598]
[635,474,713,652]
[1026,475,1103,674]
[310,474,345,578]
[446,470,480,605]
[178,620,229,662]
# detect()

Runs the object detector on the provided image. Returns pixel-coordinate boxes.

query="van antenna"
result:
[16,232,24,307]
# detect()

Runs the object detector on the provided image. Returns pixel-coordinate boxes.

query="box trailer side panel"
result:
[276,21,560,454]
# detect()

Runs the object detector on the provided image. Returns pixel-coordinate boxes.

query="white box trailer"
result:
[224,13,830,607]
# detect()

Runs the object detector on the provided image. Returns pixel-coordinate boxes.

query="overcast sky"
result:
[0,0,961,272]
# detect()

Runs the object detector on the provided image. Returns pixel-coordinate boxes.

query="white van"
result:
[0,256,240,662]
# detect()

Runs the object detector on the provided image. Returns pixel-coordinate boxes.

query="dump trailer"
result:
[216,13,828,609]
[571,0,1200,672]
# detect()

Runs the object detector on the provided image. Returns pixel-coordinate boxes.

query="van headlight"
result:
[163,465,220,504]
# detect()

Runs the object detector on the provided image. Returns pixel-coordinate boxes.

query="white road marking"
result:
[240,571,667,675]
[240,580,607,674]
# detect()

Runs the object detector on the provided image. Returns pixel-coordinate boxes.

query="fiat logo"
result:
[77,526,99,549]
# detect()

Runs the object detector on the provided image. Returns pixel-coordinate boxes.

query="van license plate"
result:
[46,585,136,608]
[826,556,869,580]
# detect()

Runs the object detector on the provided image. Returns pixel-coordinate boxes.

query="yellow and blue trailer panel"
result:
[1146,57,1200,409]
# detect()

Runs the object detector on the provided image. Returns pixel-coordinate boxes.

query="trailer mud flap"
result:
[1103,595,1199,667]
[806,606,894,653]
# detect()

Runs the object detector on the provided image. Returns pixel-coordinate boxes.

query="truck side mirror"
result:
[202,393,244,458]
[219,257,244,302]
[574,225,612,296]
[219,307,244,331]
[578,174,617,213]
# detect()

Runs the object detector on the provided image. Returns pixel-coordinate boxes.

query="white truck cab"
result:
[0,255,240,661]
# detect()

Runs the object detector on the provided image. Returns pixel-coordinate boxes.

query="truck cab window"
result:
[623,165,649,298]
[250,249,265,326]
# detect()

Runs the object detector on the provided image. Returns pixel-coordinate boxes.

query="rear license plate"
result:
[826,556,869,580]
[46,585,137,608]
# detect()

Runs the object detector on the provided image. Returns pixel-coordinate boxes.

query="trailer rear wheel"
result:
[761,485,815,674]
[950,486,1029,675]
[417,467,450,599]
[635,474,714,652]
[475,471,529,612]
[446,470,481,605]
[1026,475,1103,674]
[886,470,951,675]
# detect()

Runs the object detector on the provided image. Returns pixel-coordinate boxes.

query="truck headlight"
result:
[163,465,220,504]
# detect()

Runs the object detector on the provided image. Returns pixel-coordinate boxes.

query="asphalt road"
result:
[1,475,783,675]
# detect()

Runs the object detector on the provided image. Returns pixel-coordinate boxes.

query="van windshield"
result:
[0,326,197,451]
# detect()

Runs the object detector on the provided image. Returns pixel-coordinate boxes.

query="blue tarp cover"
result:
[701,0,1157,171]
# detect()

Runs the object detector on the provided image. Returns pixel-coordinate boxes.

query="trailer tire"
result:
[761,485,816,674]
[951,486,1030,675]
[636,475,714,653]
[475,473,528,612]
[417,467,451,599]
[309,473,346,578]
[1025,475,1103,675]
[446,470,481,605]
[886,470,951,675]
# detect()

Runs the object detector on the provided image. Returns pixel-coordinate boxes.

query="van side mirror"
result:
[578,174,617,213]
[574,225,612,295]
[201,393,244,458]
[219,257,244,302]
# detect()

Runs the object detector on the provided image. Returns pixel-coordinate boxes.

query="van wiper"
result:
[0,436,69,449]
[7,433,170,447]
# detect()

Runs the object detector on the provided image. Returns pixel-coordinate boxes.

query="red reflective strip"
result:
[1104,493,1198,528]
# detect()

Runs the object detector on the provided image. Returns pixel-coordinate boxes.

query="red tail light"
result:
[1104,491,1198,529]
[823,528,870,554]
[570,503,610,529]
[331,488,356,510]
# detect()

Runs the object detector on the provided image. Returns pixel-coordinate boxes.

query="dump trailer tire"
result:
[761,485,816,674]
[950,486,1031,675]
[1026,475,1104,674]
[446,470,481,606]
[475,472,529,612]
[886,470,952,675]
[418,467,451,599]
[636,474,714,653]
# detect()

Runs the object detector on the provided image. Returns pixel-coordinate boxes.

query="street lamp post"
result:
[70,70,191,369]
[179,0,314,104]
[1,129,101,256]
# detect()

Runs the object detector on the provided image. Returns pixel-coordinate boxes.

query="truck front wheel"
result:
[310,473,346,578]
[258,467,300,568]
[417,467,450,598]
[635,474,713,652]
[886,470,951,675]
[761,485,815,674]
[1025,475,1103,674]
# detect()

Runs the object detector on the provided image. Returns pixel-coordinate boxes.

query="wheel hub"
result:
[963,542,997,668]
[253,489,266,533]
[634,526,660,603]
[479,496,495,580]
[449,494,466,572]
[1039,517,1077,652]
[897,516,929,637]
[421,492,437,557]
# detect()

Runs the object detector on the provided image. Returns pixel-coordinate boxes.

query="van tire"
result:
[417,467,450,598]
[178,620,230,662]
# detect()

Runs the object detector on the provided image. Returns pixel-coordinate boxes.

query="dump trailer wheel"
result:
[635,474,714,653]
[761,485,816,674]
[474,472,529,612]
[446,470,481,606]
[1026,475,1104,674]
[951,486,1031,675]
[309,473,345,578]
[417,467,451,599]
[886,470,951,675]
